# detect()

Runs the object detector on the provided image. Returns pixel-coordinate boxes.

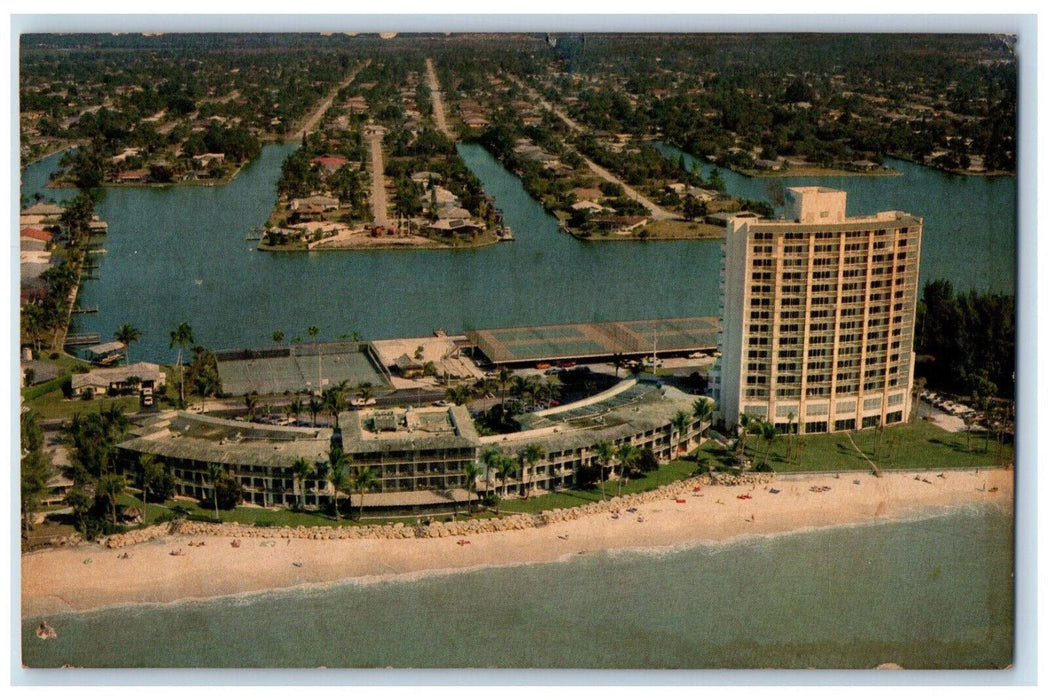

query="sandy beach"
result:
[21,469,1012,618]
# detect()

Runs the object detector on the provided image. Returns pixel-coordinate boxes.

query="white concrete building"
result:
[713,186,922,434]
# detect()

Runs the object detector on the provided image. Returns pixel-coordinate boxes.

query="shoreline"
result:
[21,468,1012,619]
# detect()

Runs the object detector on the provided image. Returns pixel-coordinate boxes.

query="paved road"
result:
[425,58,452,137]
[504,74,675,221]
[364,125,390,228]
[293,60,369,139]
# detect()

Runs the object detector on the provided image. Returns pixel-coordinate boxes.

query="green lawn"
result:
[697,419,1013,473]
[497,459,700,515]
[23,364,180,421]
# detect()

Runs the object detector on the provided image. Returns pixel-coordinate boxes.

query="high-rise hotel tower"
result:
[713,187,922,434]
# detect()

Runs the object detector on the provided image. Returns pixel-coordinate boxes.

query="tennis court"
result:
[217,342,389,396]
[467,316,720,365]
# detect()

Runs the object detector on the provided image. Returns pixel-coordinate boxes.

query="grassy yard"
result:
[23,364,180,421]
[698,419,1013,473]
[497,458,699,515]
[642,219,724,239]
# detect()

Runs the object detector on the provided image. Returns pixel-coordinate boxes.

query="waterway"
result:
[21,502,1013,669]
[20,141,1015,365]
[654,142,1017,295]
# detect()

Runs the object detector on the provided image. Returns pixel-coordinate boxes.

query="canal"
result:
[20,141,1015,365]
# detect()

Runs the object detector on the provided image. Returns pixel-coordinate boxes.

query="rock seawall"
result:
[101,473,775,548]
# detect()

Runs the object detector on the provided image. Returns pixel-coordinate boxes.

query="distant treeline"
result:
[915,279,1015,399]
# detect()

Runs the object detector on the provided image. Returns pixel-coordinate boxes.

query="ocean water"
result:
[21,503,1013,669]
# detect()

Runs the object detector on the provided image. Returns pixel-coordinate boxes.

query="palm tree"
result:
[358,382,375,403]
[501,455,520,503]
[95,472,125,524]
[670,410,691,457]
[243,392,259,422]
[462,461,482,514]
[308,325,321,391]
[446,384,473,406]
[312,460,330,509]
[326,446,350,520]
[308,395,322,427]
[481,447,502,503]
[170,321,194,407]
[206,463,225,520]
[758,421,778,469]
[114,322,142,365]
[138,453,163,523]
[910,376,927,423]
[273,329,285,349]
[611,352,625,378]
[521,443,546,497]
[291,456,313,510]
[964,414,976,451]
[737,413,754,465]
[692,398,714,444]
[323,382,348,429]
[496,366,512,407]
[352,465,376,520]
[543,374,562,408]
[593,440,615,501]
[615,443,639,497]
[288,395,303,424]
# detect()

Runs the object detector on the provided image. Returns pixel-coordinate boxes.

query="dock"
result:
[65,333,102,346]
[72,305,99,314]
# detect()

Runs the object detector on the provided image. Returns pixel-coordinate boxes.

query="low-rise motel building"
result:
[116,379,710,513]
[713,186,923,435]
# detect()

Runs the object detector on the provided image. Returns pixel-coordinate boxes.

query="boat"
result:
[497,226,515,242]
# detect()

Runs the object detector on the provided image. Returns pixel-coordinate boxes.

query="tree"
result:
[446,383,473,406]
[910,376,927,423]
[95,472,125,525]
[137,453,163,524]
[757,421,778,470]
[206,463,225,521]
[291,456,313,510]
[670,410,691,457]
[692,398,714,444]
[273,329,285,348]
[593,440,615,501]
[521,443,546,498]
[615,443,639,497]
[308,395,322,427]
[481,447,502,504]
[170,321,194,407]
[323,382,348,429]
[352,465,377,520]
[498,455,519,503]
[327,446,351,520]
[462,461,482,514]
[288,395,304,424]
[736,414,755,464]
[114,322,142,365]
[489,366,510,410]
[243,392,259,422]
[20,411,52,538]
